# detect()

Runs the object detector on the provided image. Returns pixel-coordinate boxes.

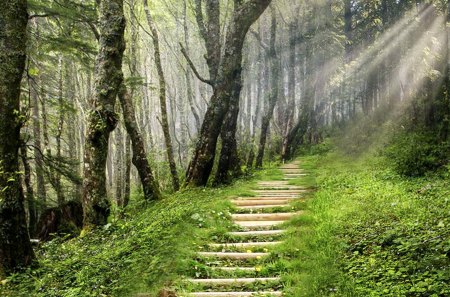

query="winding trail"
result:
[184,161,307,297]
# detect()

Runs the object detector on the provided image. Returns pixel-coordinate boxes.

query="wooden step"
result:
[198,252,270,260]
[234,221,285,229]
[211,266,259,272]
[232,199,289,206]
[188,277,280,286]
[236,204,289,210]
[187,291,282,297]
[257,181,289,185]
[235,196,299,200]
[257,186,303,190]
[227,230,285,237]
[283,173,308,176]
[254,190,306,193]
[209,241,282,249]
[232,213,296,221]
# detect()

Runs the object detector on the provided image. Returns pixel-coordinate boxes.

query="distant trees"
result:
[0,0,34,276]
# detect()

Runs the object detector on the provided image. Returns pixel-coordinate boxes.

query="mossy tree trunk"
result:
[185,0,272,186]
[118,84,161,201]
[0,0,35,277]
[82,0,126,228]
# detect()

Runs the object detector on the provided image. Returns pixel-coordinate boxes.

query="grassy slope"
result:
[295,150,450,296]
[0,166,280,297]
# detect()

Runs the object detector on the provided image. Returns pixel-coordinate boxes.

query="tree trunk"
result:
[20,142,37,236]
[114,124,124,206]
[31,78,47,209]
[185,0,272,186]
[214,74,243,185]
[144,0,180,191]
[123,135,131,207]
[281,22,297,162]
[256,9,278,168]
[82,0,126,228]
[0,0,34,277]
[183,0,201,132]
[55,56,65,206]
[118,84,161,201]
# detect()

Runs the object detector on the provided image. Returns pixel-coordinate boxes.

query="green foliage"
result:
[294,150,450,296]
[384,132,450,177]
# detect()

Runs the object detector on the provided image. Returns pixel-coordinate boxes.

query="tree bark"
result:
[214,74,243,185]
[185,0,272,186]
[20,142,37,236]
[118,84,161,201]
[144,0,180,191]
[256,9,278,168]
[0,0,34,277]
[31,78,47,208]
[82,0,126,228]
[123,135,131,207]
[55,56,65,206]
[114,123,124,206]
[281,22,297,162]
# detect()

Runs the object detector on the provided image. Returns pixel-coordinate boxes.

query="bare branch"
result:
[250,29,269,51]
[194,0,208,41]
[179,43,213,86]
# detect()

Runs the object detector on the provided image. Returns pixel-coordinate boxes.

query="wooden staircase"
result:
[181,161,307,297]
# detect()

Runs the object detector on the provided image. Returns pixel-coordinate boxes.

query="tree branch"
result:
[179,43,213,86]
[194,0,208,41]
[250,29,269,51]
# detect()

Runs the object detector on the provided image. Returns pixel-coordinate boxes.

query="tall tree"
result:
[82,0,126,227]
[185,0,272,186]
[256,8,278,168]
[0,0,35,277]
[143,0,180,191]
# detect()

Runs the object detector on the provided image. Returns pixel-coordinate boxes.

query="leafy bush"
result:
[384,132,450,176]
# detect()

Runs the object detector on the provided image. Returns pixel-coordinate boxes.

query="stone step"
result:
[236,204,289,210]
[227,230,285,237]
[234,221,285,229]
[188,277,280,286]
[187,291,282,297]
[232,199,289,206]
[198,252,270,260]
[209,241,282,249]
[232,213,296,222]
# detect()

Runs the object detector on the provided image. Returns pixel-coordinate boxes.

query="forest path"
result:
[183,161,308,297]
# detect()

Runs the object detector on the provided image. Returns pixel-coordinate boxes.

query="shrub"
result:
[384,132,450,176]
